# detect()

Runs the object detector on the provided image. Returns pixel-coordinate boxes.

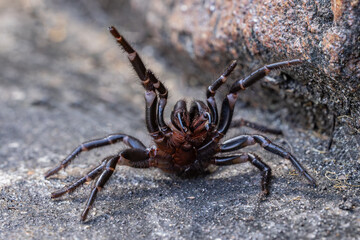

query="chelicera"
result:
[45,26,316,221]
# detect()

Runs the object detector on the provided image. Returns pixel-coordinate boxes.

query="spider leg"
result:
[45,134,145,178]
[200,60,302,157]
[109,26,171,138]
[75,148,152,221]
[51,155,115,198]
[108,26,146,81]
[230,118,283,135]
[148,71,171,134]
[206,60,237,126]
[144,72,170,139]
[80,155,120,221]
[211,153,271,195]
[219,134,316,186]
[217,59,302,135]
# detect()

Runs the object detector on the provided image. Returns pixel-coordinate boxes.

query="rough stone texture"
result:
[130,0,360,132]
[0,1,359,239]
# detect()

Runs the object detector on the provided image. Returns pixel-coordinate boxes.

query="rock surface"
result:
[130,0,360,132]
[0,1,359,239]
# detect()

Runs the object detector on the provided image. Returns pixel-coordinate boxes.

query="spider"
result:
[45,26,316,221]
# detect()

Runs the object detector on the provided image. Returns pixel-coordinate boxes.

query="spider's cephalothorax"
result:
[45,26,316,221]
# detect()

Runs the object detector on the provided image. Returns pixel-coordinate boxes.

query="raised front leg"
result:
[211,153,271,195]
[109,26,171,138]
[147,70,171,134]
[220,134,316,186]
[206,60,237,126]
[45,134,146,178]
[217,59,302,135]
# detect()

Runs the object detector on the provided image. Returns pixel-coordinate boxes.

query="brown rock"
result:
[130,0,360,132]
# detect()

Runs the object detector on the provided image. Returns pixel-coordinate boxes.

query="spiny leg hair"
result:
[109,26,170,135]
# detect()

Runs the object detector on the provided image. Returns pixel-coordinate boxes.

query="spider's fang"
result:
[204,112,212,121]
[204,112,212,130]
[177,113,187,132]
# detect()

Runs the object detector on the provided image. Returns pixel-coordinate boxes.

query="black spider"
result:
[45,26,316,221]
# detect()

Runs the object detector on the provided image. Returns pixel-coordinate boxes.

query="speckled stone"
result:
[130,0,360,132]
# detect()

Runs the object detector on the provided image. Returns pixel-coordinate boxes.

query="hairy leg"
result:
[50,148,152,221]
[217,59,302,135]
[200,60,302,158]
[80,155,119,221]
[220,134,316,186]
[50,155,116,198]
[45,134,146,178]
[80,148,152,221]
[109,26,171,138]
[206,60,237,126]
